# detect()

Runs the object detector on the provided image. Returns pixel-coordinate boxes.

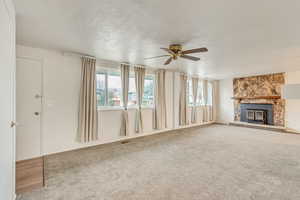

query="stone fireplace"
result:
[233,73,285,127]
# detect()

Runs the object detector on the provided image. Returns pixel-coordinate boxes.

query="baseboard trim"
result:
[228,121,286,133]
[214,122,229,125]
[284,128,300,134]
[46,121,215,157]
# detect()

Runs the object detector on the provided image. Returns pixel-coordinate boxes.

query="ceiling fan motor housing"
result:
[169,44,182,54]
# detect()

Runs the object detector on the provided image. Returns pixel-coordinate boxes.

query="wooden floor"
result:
[16,157,44,194]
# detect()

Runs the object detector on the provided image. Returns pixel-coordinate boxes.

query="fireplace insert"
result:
[240,104,274,125]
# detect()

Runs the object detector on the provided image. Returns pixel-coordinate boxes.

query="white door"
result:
[16,58,42,161]
[0,0,16,199]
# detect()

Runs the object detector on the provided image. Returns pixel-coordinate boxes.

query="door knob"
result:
[35,94,42,99]
[34,112,40,116]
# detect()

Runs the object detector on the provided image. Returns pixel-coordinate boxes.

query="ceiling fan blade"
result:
[182,47,208,54]
[144,55,170,60]
[164,57,173,65]
[160,48,176,56]
[180,55,200,61]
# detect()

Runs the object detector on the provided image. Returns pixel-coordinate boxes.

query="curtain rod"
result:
[63,51,147,67]
[120,62,146,68]
[63,51,96,59]
[63,51,195,74]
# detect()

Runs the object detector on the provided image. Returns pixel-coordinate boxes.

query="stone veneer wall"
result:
[233,73,285,126]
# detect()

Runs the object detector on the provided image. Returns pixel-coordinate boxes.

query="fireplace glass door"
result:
[247,110,255,120]
[255,111,264,121]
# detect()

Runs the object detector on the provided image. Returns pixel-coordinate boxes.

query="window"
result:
[143,75,154,106]
[96,69,154,108]
[96,73,106,106]
[107,71,121,106]
[128,74,137,106]
[207,81,213,106]
[188,79,203,106]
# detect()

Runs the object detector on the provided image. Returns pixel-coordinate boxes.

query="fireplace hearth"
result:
[240,104,274,125]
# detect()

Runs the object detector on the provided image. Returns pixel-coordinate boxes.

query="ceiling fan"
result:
[145,44,208,65]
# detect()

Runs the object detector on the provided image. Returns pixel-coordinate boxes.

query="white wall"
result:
[16,45,211,160]
[217,78,234,124]
[285,71,300,133]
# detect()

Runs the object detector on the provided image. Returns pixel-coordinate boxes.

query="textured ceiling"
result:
[14,0,300,79]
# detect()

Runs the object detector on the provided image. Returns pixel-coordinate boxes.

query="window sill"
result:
[98,106,154,112]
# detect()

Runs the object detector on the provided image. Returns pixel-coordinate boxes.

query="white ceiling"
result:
[14,0,300,79]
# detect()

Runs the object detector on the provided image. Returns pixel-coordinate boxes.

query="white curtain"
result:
[202,79,209,122]
[78,57,98,143]
[134,66,145,133]
[154,69,167,129]
[120,64,130,136]
[191,77,199,123]
[179,74,189,126]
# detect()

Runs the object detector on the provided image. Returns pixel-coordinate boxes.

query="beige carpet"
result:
[18,125,300,200]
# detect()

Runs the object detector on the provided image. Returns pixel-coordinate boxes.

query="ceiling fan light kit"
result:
[145,44,208,65]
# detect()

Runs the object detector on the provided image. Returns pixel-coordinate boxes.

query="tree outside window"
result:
[96,70,154,108]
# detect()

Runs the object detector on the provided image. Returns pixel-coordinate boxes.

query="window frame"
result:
[96,67,155,110]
